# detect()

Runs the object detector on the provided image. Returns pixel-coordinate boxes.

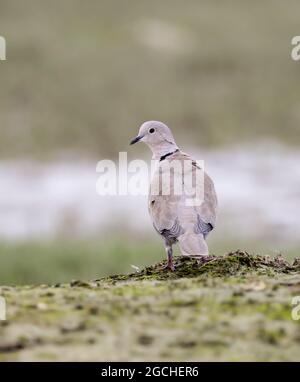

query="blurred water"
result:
[0,144,299,248]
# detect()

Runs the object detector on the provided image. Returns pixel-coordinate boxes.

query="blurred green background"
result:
[0,0,299,284]
[1,0,300,158]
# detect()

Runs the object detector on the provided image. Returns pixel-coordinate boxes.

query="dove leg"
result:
[163,242,175,271]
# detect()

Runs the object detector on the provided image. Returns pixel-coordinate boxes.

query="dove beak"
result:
[130,135,143,145]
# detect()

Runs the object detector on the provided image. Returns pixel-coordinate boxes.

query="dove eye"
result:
[149,128,155,134]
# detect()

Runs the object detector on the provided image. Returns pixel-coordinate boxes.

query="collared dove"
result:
[130,121,217,271]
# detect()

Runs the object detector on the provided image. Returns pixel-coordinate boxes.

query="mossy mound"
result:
[100,251,300,284]
[1,251,300,361]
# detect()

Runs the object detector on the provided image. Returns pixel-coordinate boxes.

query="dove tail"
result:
[178,232,208,257]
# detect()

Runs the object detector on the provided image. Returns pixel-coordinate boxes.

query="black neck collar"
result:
[159,149,179,162]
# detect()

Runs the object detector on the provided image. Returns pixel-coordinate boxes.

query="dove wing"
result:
[148,150,217,253]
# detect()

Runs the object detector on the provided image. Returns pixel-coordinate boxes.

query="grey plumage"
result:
[130,121,218,271]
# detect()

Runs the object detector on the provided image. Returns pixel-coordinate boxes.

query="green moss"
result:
[98,251,300,283]
[0,251,300,361]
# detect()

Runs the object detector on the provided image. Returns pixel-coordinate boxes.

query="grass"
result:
[0,0,300,159]
[0,239,163,285]
[0,251,300,361]
[0,237,298,285]
[0,234,300,285]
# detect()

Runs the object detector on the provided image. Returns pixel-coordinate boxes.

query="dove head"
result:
[130,121,179,159]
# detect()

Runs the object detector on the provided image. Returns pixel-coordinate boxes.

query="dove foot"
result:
[162,261,176,272]
[196,255,214,264]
